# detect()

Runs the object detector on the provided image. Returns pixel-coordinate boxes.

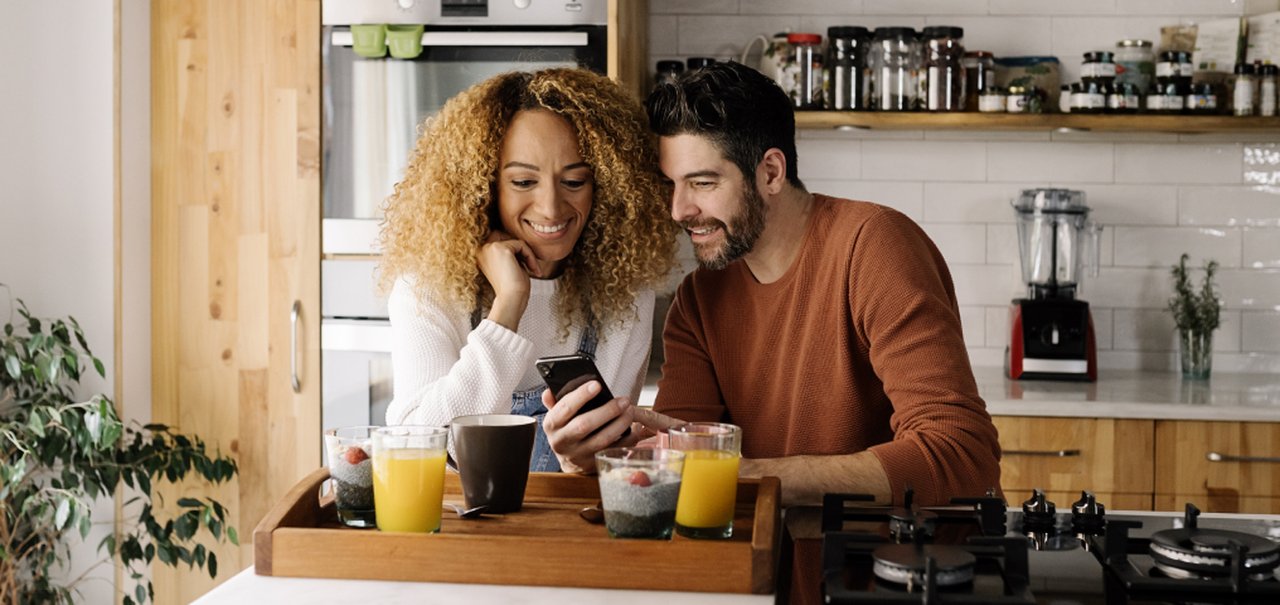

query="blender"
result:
[1006,188,1102,381]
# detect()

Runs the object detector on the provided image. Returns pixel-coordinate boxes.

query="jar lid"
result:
[1234,62,1256,75]
[1116,39,1153,48]
[1262,63,1279,76]
[828,25,870,39]
[873,26,917,40]
[965,50,994,58]
[1159,50,1191,63]
[922,26,964,39]
[1190,82,1215,94]
[1113,82,1140,94]
[787,32,822,44]
[1007,84,1029,94]
[1083,51,1114,63]
[686,57,716,70]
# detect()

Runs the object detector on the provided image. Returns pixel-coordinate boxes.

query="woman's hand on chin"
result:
[477,230,539,331]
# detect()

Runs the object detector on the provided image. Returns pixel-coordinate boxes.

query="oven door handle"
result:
[290,300,302,393]
[1207,451,1280,464]
[1004,449,1082,458]
[330,30,589,48]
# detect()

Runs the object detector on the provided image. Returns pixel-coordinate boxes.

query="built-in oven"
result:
[320,0,610,431]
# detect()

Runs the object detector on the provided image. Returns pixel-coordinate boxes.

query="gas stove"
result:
[819,489,1280,604]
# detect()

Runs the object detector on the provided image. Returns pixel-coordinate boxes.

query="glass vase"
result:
[1178,329,1213,380]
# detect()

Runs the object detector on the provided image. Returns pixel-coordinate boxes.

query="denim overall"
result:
[471,310,598,472]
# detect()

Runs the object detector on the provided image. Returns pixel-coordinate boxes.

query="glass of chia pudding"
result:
[324,426,378,528]
[595,447,685,539]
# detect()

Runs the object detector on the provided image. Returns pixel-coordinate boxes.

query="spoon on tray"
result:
[446,502,489,519]
[579,500,604,525]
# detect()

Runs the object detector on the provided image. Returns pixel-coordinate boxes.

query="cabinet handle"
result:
[1206,451,1280,464]
[1004,449,1081,458]
[290,300,302,393]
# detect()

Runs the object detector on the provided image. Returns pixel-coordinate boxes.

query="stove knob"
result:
[1022,489,1055,515]
[1021,489,1057,533]
[1071,490,1106,535]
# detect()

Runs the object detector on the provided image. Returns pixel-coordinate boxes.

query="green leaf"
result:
[136,583,146,605]
[79,514,92,539]
[227,526,239,546]
[55,499,71,529]
[178,497,203,508]
[208,552,218,577]
[93,356,106,378]
[4,354,18,378]
[157,544,175,565]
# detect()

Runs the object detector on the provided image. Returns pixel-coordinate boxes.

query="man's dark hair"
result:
[645,61,804,190]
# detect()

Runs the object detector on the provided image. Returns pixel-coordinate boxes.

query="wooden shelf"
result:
[794,111,1280,133]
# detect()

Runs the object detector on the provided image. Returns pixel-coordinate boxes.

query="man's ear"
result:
[758,148,788,196]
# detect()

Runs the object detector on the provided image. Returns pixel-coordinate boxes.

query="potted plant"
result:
[1166,253,1221,380]
[1,293,239,604]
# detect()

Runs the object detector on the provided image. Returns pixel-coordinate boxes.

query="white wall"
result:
[651,0,1280,374]
[0,0,150,603]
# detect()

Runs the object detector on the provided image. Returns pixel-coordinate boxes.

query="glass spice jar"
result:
[1070,80,1108,114]
[654,60,684,89]
[870,27,919,111]
[1187,82,1219,114]
[1155,50,1193,88]
[1081,51,1117,83]
[1260,63,1278,117]
[787,33,824,109]
[826,26,872,111]
[1006,85,1034,113]
[978,86,1006,112]
[922,26,966,112]
[1146,79,1186,113]
[1107,82,1141,113]
[963,50,995,111]
[1115,39,1155,94]
[1232,62,1257,116]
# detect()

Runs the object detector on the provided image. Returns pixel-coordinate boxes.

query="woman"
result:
[380,68,677,471]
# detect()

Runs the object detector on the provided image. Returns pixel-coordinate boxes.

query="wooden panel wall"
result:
[152,0,320,600]
[608,0,649,99]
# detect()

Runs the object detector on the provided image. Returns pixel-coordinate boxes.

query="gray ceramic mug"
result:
[449,414,537,514]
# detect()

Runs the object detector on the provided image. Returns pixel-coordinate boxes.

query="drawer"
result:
[992,417,1154,496]
[1154,420,1280,505]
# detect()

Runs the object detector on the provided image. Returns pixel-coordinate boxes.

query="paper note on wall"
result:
[1192,17,1244,72]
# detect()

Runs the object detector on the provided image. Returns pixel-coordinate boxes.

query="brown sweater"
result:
[654,194,1001,506]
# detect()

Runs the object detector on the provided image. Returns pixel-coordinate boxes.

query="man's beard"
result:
[681,183,766,271]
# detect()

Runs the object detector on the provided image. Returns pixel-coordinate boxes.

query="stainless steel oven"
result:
[322,0,608,254]
[320,0,609,430]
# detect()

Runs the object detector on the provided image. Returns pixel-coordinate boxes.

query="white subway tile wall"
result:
[649,1,1280,373]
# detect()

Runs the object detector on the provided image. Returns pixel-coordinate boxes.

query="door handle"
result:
[1004,449,1081,458]
[1207,451,1280,464]
[291,300,302,393]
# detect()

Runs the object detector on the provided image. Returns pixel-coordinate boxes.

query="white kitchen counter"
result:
[193,567,772,605]
[974,366,1280,422]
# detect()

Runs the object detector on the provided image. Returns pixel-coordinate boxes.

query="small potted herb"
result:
[1166,253,1221,380]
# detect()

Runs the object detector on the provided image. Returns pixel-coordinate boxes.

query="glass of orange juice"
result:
[372,426,448,533]
[669,422,741,539]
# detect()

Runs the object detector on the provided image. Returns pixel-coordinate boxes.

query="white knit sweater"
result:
[384,276,655,427]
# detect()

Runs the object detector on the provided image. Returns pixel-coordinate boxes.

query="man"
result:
[542,61,1000,509]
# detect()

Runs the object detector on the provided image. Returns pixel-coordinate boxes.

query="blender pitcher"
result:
[1013,188,1102,300]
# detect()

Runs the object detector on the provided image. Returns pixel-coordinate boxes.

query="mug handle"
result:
[739,34,769,66]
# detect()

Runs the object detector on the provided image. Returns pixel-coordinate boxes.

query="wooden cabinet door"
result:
[992,417,1155,510]
[152,0,321,600]
[1154,420,1280,514]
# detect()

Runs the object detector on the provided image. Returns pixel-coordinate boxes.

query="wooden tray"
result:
[254,468,781,594]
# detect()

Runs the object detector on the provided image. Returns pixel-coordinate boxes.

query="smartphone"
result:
[534,353,630,438]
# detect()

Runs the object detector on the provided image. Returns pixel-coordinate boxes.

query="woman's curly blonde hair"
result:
[379,68,677,333]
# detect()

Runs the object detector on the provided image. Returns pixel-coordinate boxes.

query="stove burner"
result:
[871,543,977,588]
[1149,529,1280,580]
